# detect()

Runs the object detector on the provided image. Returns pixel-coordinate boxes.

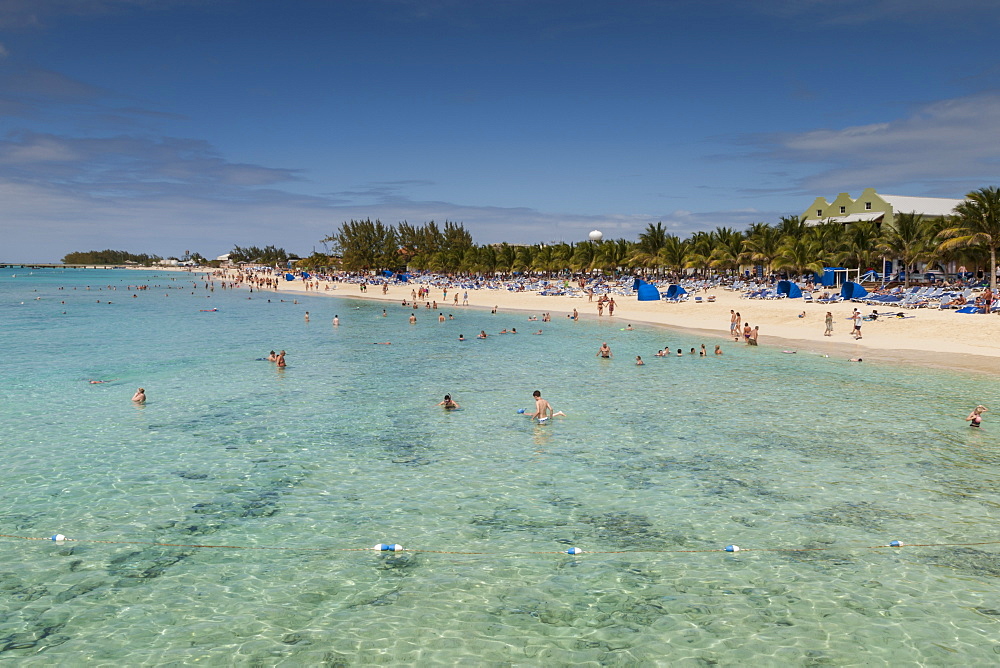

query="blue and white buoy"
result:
[373,543,403,552]
[888,540,903,548]
[725,545,740,552]
[566,547,583,555]
[51,534,66,543]
[517,408,526,414]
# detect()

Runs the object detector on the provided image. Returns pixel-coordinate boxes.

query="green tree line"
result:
[313,187,1000,289]
[61,250,162,265]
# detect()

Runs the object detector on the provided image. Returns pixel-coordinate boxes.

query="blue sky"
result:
[1,0,999,261]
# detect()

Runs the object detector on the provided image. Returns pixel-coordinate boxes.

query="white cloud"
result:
[754,92,1000,193]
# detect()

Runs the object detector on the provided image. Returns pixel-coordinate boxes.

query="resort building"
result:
[801,188,963,228]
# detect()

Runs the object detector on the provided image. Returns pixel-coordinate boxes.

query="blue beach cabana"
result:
[840,281,868,300]
[662,284,687,301]
[634,279,661,301]
[776,280,802,298]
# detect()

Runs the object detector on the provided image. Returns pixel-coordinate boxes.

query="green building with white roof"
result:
[801,188,963,229]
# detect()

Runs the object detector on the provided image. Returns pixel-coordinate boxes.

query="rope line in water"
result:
[3,533,1000,556]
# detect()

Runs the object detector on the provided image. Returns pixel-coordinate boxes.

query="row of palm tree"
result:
[300,186,1000,291]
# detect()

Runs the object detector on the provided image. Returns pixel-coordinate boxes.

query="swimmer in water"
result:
[635,355,644,365]
[268,350,277,362]
[437,394,460,410]
[848,358,863,362]
[276,351,286,367]
[132,387,146,403]
[596,342,612,359]
[528,390,566,422]
[966,405,987,427]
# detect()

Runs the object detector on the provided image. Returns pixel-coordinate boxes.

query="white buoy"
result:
[51,534,66,543]
[373,543,403,552]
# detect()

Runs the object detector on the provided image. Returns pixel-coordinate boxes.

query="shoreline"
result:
[163,267,1000,375]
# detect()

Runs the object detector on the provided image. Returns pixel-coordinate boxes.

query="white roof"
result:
[880,194,964,217]
[808,212,883,225]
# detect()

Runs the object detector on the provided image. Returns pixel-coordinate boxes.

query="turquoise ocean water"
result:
[1,268,999,665]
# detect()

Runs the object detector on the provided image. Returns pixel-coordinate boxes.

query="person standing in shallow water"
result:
[967,405,987,427]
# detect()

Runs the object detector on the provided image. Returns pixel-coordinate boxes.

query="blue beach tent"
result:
[635,280,661,301]
[284,273,295,281]
[821,267,847,287]
[776,280,802,298]
[663,284,687,300]
[840,281,868,300]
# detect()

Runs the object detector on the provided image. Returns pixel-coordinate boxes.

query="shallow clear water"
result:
[1,268,999,665]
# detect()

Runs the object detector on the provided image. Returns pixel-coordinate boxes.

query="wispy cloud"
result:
[747,92,1000,194]
[0,132,302,195]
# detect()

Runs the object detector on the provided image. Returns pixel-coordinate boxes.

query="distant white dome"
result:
[588,230,603,241]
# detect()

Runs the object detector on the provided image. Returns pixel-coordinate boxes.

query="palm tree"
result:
[773,236,824,278]
[878,212,933,288]
[807,222,846,262]
[656,235,688,276]
[683,231,714,277]
[629,222,670,273]
[708,227,745,275]
[939,186,1000,291]
[840,221,883,273]
[596,239,631,276]
[777,215,808,240]
[532,245,557,276]
[571,241,598,273]
[741,223,782,273]
[495,243,517,274]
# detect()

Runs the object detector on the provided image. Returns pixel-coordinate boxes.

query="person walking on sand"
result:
[967,405,987,428]
[608,298,616,316]
[824,311,834,337]
[851,309,862,340]
[730,310,738,337]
